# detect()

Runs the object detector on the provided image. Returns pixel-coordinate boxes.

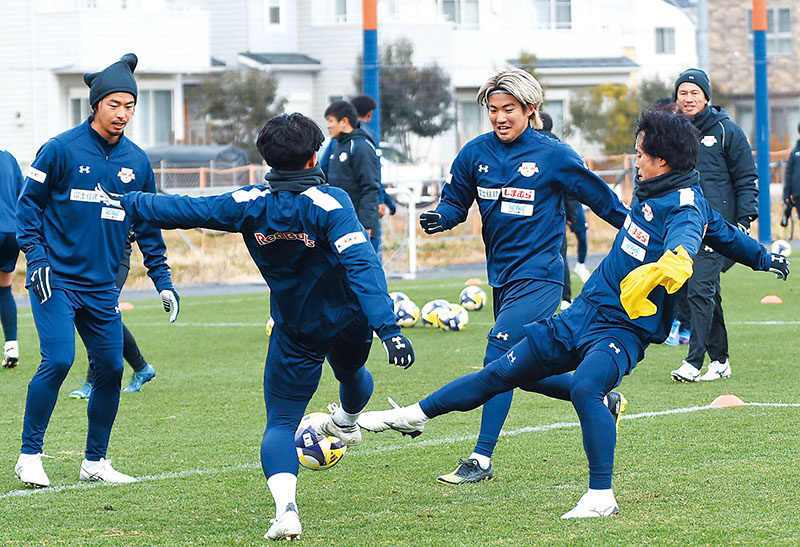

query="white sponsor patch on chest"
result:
[502,187,535,201]
[70,189,101,203]
[500,201,533,216]
[621,236,646,262]
[27,166,47,183]
[625,219,650,246]
[477,186,500,200]
[101,207,126,221]
[334,231,367,253]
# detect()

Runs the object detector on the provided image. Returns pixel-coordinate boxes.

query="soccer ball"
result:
[389,291,409,307]
[771,239,792,257]
[394,299,420,328]
[295,413,347,470]
[420,299,450,328]
[266,316,275,336]
[437,303,469,332]
[459,286,486,311]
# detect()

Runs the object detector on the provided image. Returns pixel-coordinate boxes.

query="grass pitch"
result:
[1,265,798,545]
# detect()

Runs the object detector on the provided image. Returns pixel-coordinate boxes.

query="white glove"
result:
[160,289,180,323]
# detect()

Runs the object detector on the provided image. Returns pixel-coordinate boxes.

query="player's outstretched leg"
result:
[357,397,427,437]
[309,402,363,446]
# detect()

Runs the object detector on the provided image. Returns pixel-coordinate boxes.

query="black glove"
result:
[30,265,52,304]
[94,183,122,209]
[160,289,180,322]
[736,218,751,235]
[419,211,444,234]
[382,334,415,369]
[768,253,790,280]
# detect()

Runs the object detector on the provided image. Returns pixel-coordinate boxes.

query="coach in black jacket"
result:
[670,68,758,383]
[783,125,800,220]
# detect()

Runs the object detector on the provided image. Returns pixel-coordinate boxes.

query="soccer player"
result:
[0,149,23,368]
[417,69,629,484]
[359,109,789,518]
[14,54,179,488]
[96,113,415,541]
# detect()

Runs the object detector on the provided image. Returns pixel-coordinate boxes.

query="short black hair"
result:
[324,100,358,127]
[539,111,553,132]
[256,113,324,171]
[635,109,700,172]
[650,97,678,112]
[350,94,377,117]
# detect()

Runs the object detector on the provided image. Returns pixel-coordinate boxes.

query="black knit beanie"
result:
[84,53,138,107]
[673,68,711,101]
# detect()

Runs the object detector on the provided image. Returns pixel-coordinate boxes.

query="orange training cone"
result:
[760,294,783,304]
[465,278,484,286]
[710,394,746,408]
[119,302,135,311]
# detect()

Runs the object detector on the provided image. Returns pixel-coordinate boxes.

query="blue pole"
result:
[363,0,381,143]
[753,1,771,243]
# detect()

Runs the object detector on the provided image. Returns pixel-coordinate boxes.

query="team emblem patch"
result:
[517,162,539,177]
[339,152,348,162]
[701,135,717,147]
[641,203,654,222]
[117,167,135,183]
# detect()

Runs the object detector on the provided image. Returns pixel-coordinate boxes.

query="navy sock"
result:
[0,285,17,341]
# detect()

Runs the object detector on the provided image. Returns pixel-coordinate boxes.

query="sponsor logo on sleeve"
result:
[502,187,535,201]
[621,236,646,262]
[626,219,650,246]
[27,166,47,184]
[500,201,534,217]
[334,231,367,253]
[517,162,539,177]
[476,186,501,200]
[117,167,135,183]
[101,207,126,222]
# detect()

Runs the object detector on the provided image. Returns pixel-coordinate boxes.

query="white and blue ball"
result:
[459,286,486,311]
[420,299,450,328]
[771,239,792,257]
[394,299,420,328]
[295,413,347,470]
[389,292,410,307]
[437,303,469,332]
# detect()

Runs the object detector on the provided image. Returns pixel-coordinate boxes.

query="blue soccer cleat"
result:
[122,364,155,393]
[664,319,680,346]
[69,382,92,400]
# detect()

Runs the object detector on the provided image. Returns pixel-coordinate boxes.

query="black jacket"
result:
[326,126,381,232]
[784,139,800,202]
[691,106,758,224]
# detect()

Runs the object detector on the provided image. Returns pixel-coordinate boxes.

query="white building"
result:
[0,0,212,164]
[0,0,696,164]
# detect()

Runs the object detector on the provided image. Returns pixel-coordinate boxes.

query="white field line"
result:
[3,401,798,500]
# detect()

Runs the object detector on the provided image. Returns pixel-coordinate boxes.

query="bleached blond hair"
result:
[476,69,543,130]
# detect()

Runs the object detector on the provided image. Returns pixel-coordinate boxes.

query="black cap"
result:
[84,53,138,107]
[674,68,711,102]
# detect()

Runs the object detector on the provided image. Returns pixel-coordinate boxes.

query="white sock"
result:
[468,452,491,470]
[332,406,360,427]
[405,403,429,425]
[267,473,298,516]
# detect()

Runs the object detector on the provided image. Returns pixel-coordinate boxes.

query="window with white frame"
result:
[264,0,280,27]
[440,0,479,29]
[747,7,792,55]
[71,97,91,127]
[533,0,570,30]
[128,90,173,147]
[655,27,675,54]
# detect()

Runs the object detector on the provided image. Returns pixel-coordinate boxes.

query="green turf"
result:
[1,265,798,545]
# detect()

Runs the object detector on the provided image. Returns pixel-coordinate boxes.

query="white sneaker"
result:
[3,340,19,368]
[79,458,137,484]
[14,453,50,488]
[358,398,425,438]
[309,405,362,447]
[561,490,620,519]
[671,360,701,383]
[265,503,302,541]
[560,300,572,311]
[699,359,731,381]
[573,263,591,283]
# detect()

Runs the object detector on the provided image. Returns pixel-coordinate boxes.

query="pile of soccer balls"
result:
[389,284,486,332]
